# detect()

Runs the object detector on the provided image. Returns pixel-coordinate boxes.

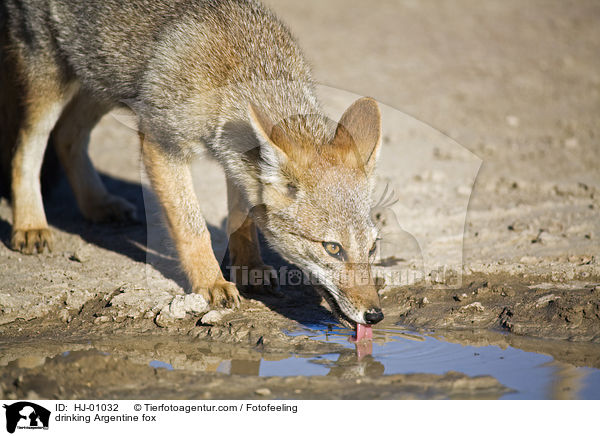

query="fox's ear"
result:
[248,104,293,187]
[332,97,382,174]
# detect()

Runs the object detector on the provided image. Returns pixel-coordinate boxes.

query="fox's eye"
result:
[369,241,377,257]
[323,242,344,259]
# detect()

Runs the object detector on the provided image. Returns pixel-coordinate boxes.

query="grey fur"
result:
[3,0,383,325]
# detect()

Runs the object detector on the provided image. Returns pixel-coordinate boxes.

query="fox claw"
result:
[10,228,53,254]
[194,280,241,309]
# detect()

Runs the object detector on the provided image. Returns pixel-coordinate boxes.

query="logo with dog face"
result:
[2,402,50,433]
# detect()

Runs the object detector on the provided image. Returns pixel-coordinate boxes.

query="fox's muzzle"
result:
[364,307,384,324]
[332,261,384,324]
[333,281,383,325]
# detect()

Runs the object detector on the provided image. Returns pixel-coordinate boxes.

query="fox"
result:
[1,0,385,334]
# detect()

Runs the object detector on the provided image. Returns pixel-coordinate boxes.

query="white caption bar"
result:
[0,400,595,435]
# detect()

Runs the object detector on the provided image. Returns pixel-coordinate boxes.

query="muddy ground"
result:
[1,0,599,399]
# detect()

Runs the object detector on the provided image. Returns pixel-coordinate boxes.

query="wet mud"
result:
[1,276,599,399]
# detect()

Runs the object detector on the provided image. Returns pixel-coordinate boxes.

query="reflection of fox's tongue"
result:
[354,323,373,341]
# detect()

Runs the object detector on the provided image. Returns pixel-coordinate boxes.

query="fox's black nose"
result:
[364,308,384,324]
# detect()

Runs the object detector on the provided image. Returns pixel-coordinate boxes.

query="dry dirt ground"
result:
[1,0,599,399]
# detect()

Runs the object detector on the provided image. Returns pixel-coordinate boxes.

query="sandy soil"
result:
[1,0,599,399]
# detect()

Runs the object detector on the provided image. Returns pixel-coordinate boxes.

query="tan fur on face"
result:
[248,97,383,324]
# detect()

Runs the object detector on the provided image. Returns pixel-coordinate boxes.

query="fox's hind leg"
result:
[52,92,137,223]
[10,76,77,254]
[226,178,280,296]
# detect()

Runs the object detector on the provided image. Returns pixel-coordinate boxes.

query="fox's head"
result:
[248,97,384,328]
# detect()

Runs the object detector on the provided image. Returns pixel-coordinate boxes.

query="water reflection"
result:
[2,325,598,399]
[317,351,385,379]
[209,325,600,399]
[547,362,586,400]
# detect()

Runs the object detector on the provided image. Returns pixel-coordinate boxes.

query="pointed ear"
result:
[332,97,382,173]
[248,104,290,185]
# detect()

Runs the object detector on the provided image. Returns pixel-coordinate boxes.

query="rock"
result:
[564,137,578,148]
[457,185,471,196]
[93,315,111,324]
[506,115,520,127]
[200,309,234,325]
[154,313,172,327]
[111,288,178,320]
[535,294,559,307]
[25,391,41,401]
[507,221,528,232]
[68,251,85,263]
[519,256,538,265]
[167,301,186,319]
[183,294,211,313]
[255,388,271,396]
[460,302,484,312]
[59,309,72,323]
[155,294,210,327]
[65,290,94,312]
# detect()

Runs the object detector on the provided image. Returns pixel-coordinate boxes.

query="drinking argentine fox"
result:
[0,0,385,337]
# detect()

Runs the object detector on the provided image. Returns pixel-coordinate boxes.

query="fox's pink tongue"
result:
[355,323,373,341]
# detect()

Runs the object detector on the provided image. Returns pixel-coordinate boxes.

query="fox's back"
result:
[7,0,313,102]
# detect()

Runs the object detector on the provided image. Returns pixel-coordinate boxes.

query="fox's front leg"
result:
[141,136,240,308]
[226,179,279,295]
[11,79,77,254]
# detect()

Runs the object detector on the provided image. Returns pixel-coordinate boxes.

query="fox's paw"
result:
[194,279,241,309]
[82,194,138,224]
[233,263,282,297]
[10,228,53,254]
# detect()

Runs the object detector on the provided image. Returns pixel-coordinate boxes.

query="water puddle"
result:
[149,360,174,371]
[212,324,600,399]
[3,324,599,399]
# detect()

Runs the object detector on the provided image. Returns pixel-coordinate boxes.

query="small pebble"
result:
[460,302,484,312]
[535,294,559,307]
[457,185,471,196]
[564,137,578,148]
[520,256,538,265]
[59,309,72,323]
[506,115,520,127]
[93,315,111,324]
[200,309,233,325]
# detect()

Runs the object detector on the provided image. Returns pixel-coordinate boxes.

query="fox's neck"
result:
[215,81,331,209]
